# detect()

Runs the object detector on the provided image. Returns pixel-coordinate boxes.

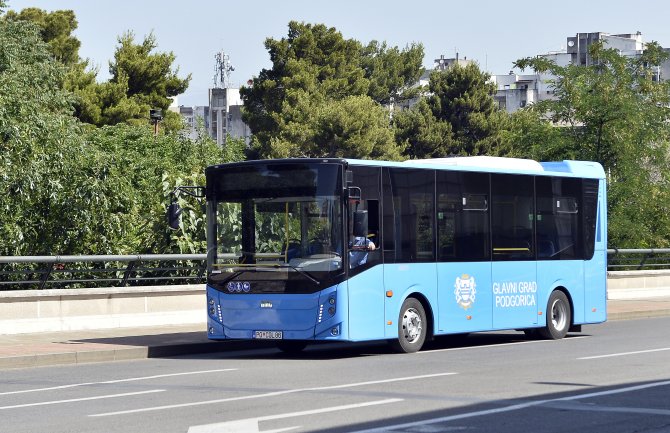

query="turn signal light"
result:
[386,291,393,298]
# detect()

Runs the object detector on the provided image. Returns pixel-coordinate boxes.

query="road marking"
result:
[350,380,670,432]
[578,347,670,360]
[545,401,670,416]
[187,398,403,433]
[90,372,457,417]
[0,389,165,410]
[419,335,589,354]
[0,369,237,396]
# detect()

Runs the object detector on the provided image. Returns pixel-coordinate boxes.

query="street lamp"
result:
[150,109,163,136]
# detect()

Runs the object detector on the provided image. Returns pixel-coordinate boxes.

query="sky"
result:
[6,0,670,107]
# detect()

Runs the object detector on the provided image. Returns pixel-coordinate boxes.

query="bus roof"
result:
[345,156,605,178]
[207,157,605,179]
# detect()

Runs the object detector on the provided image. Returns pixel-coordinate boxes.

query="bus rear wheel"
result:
[538,291,571,340]
[390,298,427,353]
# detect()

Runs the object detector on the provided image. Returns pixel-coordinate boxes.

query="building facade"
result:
[492,32,670,113]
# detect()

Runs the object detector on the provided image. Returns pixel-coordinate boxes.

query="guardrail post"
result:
[39,263,54,290]
[197,261,207,282]
[122,261,137,286]
[639,253,650,270]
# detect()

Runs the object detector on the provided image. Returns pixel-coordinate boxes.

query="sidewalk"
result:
[1,297,669,370]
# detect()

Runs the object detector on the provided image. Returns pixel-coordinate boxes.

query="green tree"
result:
[3,7,80,64]
[0,10,83,255]
[100,31,190,129]
[269,95,403,159]
[395,63,508,158]
[393,98,454,159]
[241,21,418,160]
[514,42,670,247]
[361,40,424,105]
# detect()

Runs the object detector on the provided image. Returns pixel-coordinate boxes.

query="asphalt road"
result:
[1,318,669,433]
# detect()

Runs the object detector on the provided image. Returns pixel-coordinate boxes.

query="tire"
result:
[390,298,427,353]
[276,341,307,354]
[538,291,571,340]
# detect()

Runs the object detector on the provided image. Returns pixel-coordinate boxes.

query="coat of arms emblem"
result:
[454,274,476,310]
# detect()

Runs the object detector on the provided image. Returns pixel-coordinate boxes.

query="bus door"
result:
[346,167,385,341]
[382,168,438,339]
[491,174,538,329]
[436,171,492,333]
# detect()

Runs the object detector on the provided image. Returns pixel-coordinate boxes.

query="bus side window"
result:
[437,171,490,262]
[491,174,534,261]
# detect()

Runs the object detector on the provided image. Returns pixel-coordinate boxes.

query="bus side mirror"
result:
[347,186,361,201]
[353,210,368,238]
[167,202,182,230]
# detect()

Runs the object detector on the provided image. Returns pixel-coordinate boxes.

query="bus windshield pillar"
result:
[241,200,256,263]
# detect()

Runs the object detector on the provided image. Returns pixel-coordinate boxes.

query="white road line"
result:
[187,398,403,433]
[578,347,670,360]
[0,389,165,410]
[90,372,457,417]
[0,369,237,396]
[419,335,589,354]
[351,380,670,432]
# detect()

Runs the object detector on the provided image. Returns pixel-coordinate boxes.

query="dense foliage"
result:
[0,5,241,256]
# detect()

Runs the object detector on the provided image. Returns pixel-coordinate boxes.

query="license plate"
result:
[254,330,283,340]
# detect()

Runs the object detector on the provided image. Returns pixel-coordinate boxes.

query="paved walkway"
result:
[1,297,669,370]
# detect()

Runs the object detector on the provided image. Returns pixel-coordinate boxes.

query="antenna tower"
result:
[213,50,234,88]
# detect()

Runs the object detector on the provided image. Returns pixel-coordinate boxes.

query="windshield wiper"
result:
[272,263,320,285]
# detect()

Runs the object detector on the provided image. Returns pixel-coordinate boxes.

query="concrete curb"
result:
[0,340,274,370]
[607,309,670,321]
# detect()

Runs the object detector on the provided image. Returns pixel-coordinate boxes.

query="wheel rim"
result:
[550,298,568,331]
[402,308,423,343]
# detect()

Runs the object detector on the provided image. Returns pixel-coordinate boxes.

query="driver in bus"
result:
[349,235,376,268]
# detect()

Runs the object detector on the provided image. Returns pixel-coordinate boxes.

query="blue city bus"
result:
[202,156,607,353]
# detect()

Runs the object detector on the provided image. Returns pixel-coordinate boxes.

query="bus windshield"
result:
[206,162,344,293]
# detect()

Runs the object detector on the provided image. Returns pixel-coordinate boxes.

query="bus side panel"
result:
[383,263,437,339]
[436,262,492,334]
[491,261,537,329]
[536,260,585,324]
[584,250,607,323]
[347,265,386,341]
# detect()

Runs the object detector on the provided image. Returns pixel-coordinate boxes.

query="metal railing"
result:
[1,249,670,290]
[606,248,670,271]
[0,254,207,290]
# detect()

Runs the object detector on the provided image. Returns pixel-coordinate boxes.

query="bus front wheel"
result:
[539,291,571,340]
[390,298,427,353]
